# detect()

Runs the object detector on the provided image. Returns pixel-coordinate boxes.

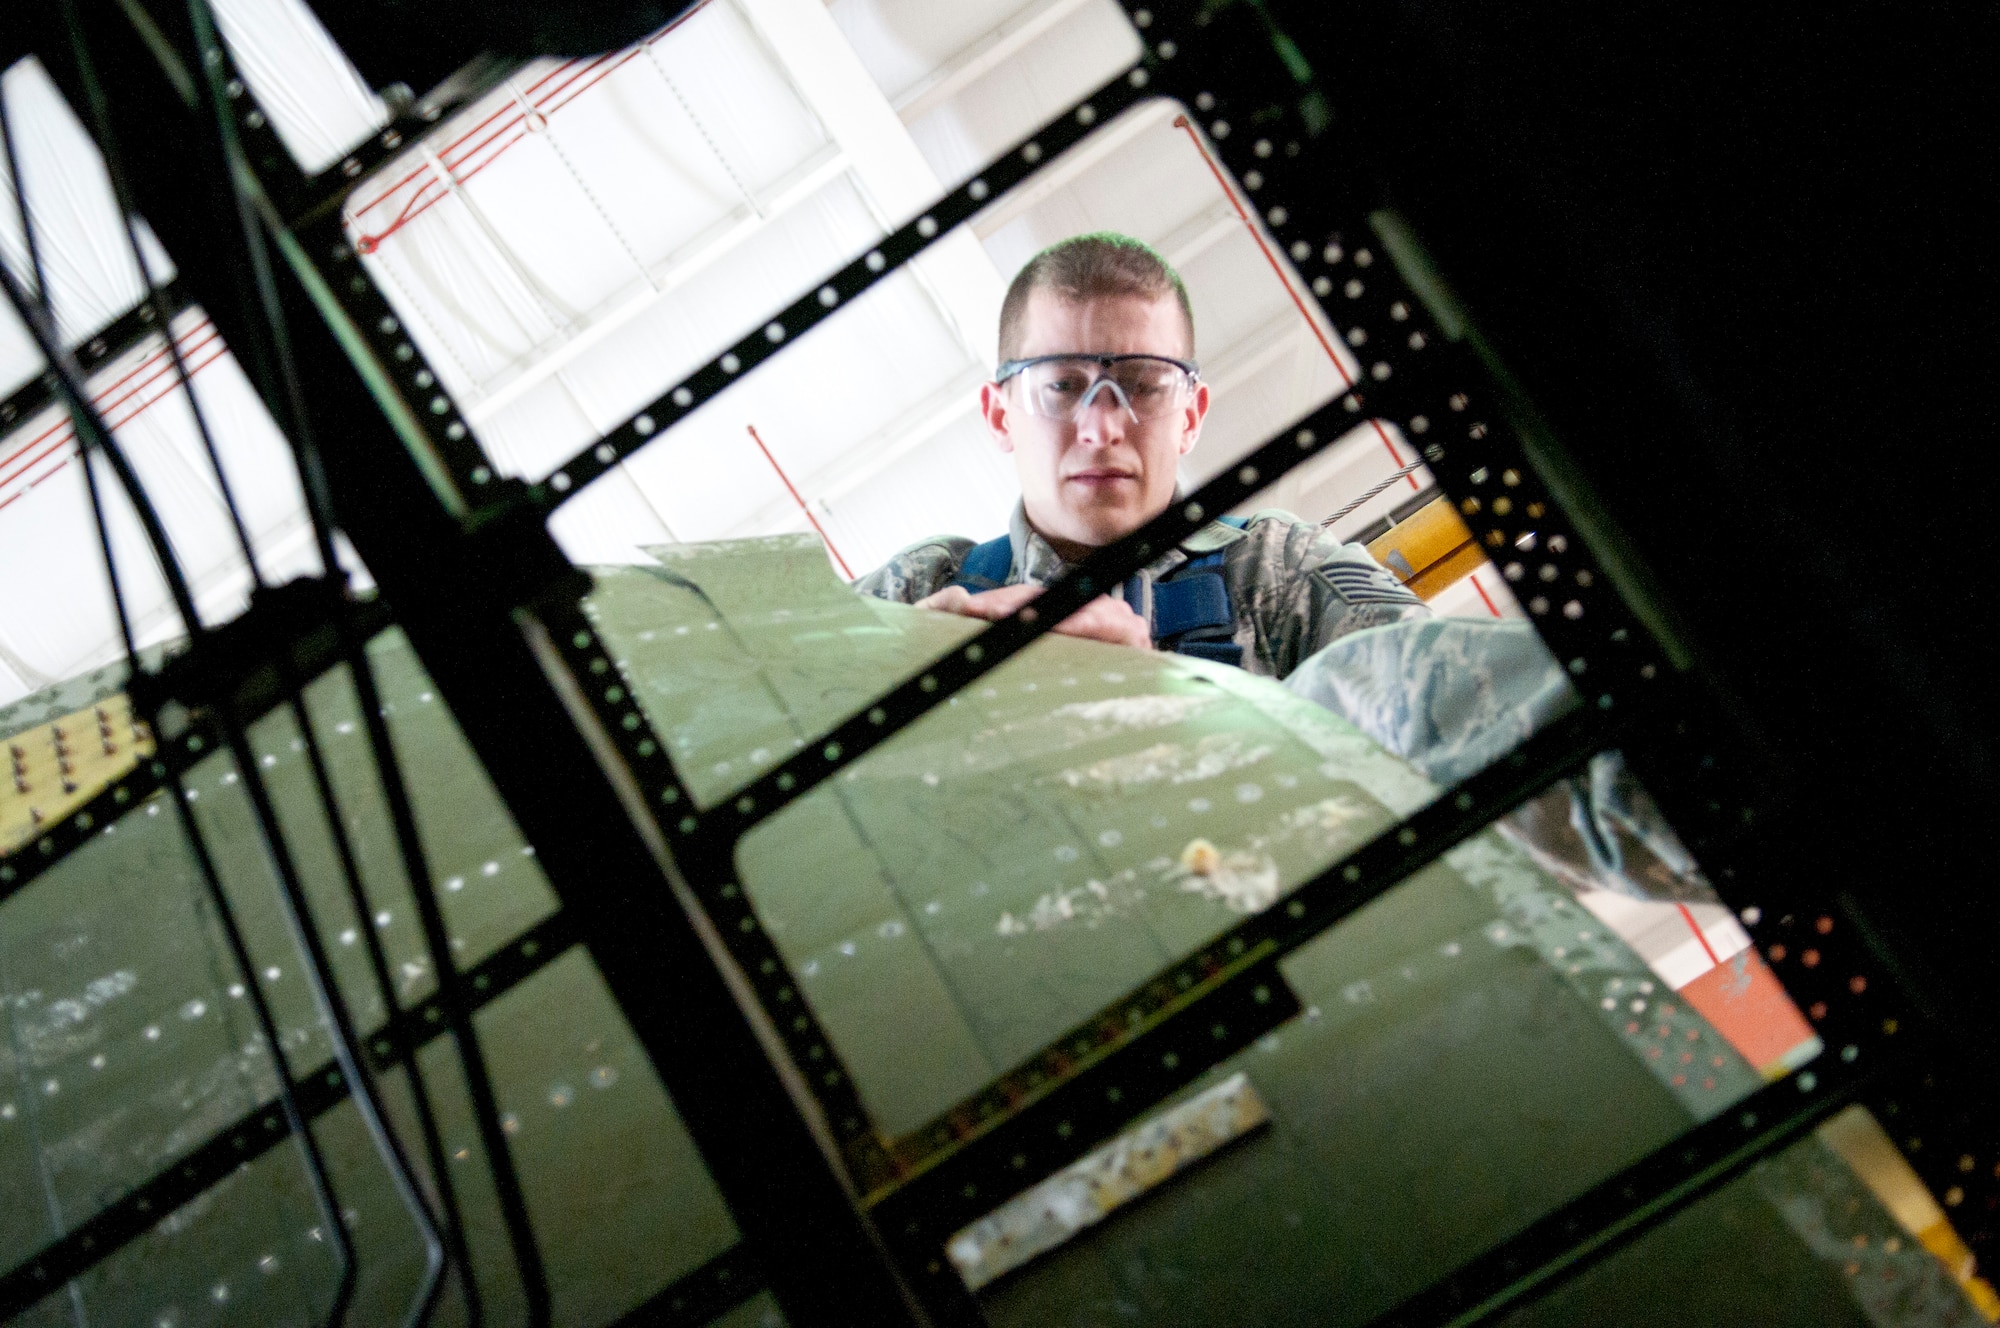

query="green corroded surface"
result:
[3,536,1960,1326]
[590,538,1760,1137]
[2,630,737,1326]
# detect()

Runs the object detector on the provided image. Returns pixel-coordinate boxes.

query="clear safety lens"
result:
[1012,355,1194,423]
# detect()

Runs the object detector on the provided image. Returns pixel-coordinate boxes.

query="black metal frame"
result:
[0,0,1991,1324]
[0,278,190,439]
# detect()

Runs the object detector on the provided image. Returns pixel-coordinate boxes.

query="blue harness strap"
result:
[950,517,1247,667]
[949,535,1015,591]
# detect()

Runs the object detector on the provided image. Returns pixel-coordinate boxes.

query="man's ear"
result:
[1177,380,1211,457]
[980,380,1016,454]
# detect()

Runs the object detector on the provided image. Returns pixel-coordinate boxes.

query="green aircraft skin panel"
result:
[1,631,739,1327]
[588,539,1762,1136]
[0,535,1978,1327]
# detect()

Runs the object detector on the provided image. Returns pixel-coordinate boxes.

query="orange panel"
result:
[1677,949,1819,1078]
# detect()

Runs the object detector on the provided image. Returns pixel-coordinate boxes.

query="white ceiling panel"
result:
[829,0,1033,102]
[652,1,831,191]
[460,370,602,484]
[1193,327,1356,483]
[816,411,1022,574]
[208,0,388,175]
[902,0,1143,189]
[606,268,974,542]
[539,173,889,458]
[358,191,568,389]
[0,60,175,385]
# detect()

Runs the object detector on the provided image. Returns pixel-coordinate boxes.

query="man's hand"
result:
[915,582,1151,650]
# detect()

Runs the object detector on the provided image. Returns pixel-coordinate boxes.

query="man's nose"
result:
[1072,380,1130,446]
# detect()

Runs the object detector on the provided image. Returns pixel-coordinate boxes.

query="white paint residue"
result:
[14,969,139,1062]
[996,874,1144,935]
[1050,694,1212,731]
[1283,796,1375,840]
[1058,733,1274,790]
[947,1073,1270,1289]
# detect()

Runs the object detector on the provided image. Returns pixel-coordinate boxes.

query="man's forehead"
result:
[1016,287,1193,357]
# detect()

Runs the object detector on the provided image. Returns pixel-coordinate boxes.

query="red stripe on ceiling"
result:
[347,2,711,252]
[352,50,647,251]
[0,337,230,513]
[0,323,221,489]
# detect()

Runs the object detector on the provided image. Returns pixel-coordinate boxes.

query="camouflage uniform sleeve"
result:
[851,536,976,604]
[1226,513,1429,679]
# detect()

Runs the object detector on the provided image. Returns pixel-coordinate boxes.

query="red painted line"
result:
[1675,901,1723,968]
[0,340,229,513]
[1468,569,1501,618]
[353,51,646,249]
[348,3,706,249]
[746,424,855,580]
[1169,115,1420,492]
[1,322,220,487]
[349,55,595,219]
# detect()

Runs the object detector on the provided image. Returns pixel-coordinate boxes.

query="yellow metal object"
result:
[1,694,153,856]
[1366,496,1487,600]
[1818,1104,2000,1321]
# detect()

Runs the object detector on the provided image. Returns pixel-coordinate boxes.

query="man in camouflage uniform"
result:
[852,232,1426,681]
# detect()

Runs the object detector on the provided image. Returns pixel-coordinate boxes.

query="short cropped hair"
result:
[996,232,1195,363]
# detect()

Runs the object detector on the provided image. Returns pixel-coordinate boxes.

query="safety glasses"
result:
[994,353,1201,423]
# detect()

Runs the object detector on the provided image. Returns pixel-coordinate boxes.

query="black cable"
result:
[172,1,555,1317]
[168,773,364,1327]
[51,5,473,1323]
[347,651,551,1326]
[0,269,199,641]
[216,717,453,1328]
[180,0,342,582]
[284,692,454,1326]
[58,0,265,585]
[0,83,133,666]
[0,79,362,1328]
